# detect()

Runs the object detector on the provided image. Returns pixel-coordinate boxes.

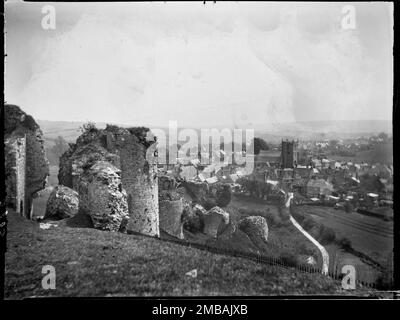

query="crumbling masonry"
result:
[4,105,49,218]
[58,125,159,236]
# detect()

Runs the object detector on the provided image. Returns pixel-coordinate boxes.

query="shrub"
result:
[215,184,232,207]
[302,217,317,231]
[182,205,203,233]
[80,121,98,133]
[318,225,336,245]
[203,199,217,211]
[344,202,353,213]
[338,237,352,251]
[375,272,393,290]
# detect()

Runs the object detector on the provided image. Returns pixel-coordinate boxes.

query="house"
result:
[367,192,379,198]
[312,159,322,168]
[179,165,198,180]
[202,164,216,178]
[369,164,392,179]
[197,173,206,182]
[220,173,239,184]
[205,176,218,185]
[306,179,334,198]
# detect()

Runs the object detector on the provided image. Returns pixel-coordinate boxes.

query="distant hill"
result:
[254,120,392,143]
[37,120,107,145]
[37,119,392,147]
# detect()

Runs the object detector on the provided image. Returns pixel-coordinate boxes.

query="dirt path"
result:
[283,192,329,275]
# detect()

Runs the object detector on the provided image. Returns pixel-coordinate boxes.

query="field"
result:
[5,210,357,298]
[293,205,393,283]
[327,143,393,165]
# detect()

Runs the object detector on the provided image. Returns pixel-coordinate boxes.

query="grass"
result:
[224,195,322,266]
[5,209,368,298]
[47,165,59,187]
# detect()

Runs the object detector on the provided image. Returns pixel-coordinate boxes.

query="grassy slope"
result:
[225,196,322,265]
[5,210,369,299]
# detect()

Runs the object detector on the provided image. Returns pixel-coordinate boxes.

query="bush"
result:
[338,237,352,251]
[215,184,232,207]
[182,205,203,233]
[375,272,393,290]
[80,121,98,133]
[292,211,306,223]
[344,202,353,213]
[203,199,217,211]
[318,225,336,245]
[302,217,317,231]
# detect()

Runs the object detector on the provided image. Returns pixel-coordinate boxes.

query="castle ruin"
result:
[58,124,159,236]
[4,105,49,218]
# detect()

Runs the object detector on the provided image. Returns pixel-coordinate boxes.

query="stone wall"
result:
[158,175,184,239]
[118,132,159,237]
[202,206,229,238]
[79,161,129,231]
[4,105,49,218]
[5,135,26,216]
[59,143,120,190]
[238,216,269,247]
[159,198,184,239]
[58,125,159,236]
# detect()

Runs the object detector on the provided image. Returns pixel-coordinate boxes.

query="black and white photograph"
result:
[1,1,397,302]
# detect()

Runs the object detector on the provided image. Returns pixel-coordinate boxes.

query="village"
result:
[161,136,393,221]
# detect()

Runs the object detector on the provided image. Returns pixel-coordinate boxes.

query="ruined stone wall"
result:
[119,133,159,237]
[158,198,184,239]
[80,161,129,231]
[59,143,120,191]
[57,125,159,236]
[25,131,49,197]
[158,175,184,239]
[4,105,49,217]
[5,135,26,216]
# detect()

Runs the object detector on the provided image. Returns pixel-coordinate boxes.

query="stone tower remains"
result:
[58,125,159,237]
[117,129,159,237]
[4,105,49,218]
[281,139,298,169]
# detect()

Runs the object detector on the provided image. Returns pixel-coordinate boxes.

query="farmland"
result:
[293,205,393,283]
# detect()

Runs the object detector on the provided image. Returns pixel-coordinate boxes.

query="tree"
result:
[344,201,353,213]
[249,137,269,155]
[329,139,339,149]
[377,132,388,142]
[80,121,97,133]
[46,136,70,165]
[52,136,69,158]
[215,184,232,207]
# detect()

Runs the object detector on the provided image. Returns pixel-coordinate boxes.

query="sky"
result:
[5,1,394,129]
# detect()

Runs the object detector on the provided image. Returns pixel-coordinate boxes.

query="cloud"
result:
[6,2,393,127]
